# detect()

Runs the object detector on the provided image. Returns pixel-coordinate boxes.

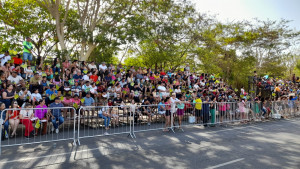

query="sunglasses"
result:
[14,102,18,104]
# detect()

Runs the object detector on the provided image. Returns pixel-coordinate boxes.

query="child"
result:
[25,66,34,79]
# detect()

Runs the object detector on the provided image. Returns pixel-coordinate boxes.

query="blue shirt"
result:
[46,89,58,96]
[84,97,95,106]
[158,102,165,111]
[49,102,64,117]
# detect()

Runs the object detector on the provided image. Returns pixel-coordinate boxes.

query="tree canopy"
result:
[0,0,300,88]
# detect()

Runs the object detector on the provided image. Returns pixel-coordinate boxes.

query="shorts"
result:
[165,110,171,116]
[220,111,225,116]
[195,109,202,117]
[177,109,184,116]
[23,52,33,61]
[158,111,165,115]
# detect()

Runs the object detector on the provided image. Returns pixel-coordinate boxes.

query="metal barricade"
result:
[77,105,134,145]
[0,107,77,155]
[132,104,175,134]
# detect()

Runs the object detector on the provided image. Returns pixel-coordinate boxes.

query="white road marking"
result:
[205,158,245,169]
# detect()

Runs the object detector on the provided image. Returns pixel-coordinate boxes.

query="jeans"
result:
[1,120,9,138]
[52,116,64,129]
[98,114,110,128]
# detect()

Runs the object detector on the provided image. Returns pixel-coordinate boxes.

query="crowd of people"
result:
[0,37,299,139]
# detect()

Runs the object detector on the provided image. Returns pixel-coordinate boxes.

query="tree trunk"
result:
[80,43,96,61]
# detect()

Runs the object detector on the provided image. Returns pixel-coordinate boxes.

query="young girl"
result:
[176,97,185,129]
[19,103,35,138]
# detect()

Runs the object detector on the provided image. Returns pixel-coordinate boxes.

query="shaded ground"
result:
[0,118,299,169]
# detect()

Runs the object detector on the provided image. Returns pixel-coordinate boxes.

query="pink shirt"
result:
[63,98,73,104]
[35,105,48,119]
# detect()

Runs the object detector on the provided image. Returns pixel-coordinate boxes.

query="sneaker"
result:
[55,129,59,134]
[261,116,265,119]
[104,132,109,135]
[5,131,8,139]
[51,127,55,132]
[25,136,30,139]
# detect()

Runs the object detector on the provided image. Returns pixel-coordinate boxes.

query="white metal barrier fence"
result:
[1,101,300,155]
[0,107,77,155]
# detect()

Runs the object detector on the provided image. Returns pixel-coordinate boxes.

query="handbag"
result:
[188,116,195,123]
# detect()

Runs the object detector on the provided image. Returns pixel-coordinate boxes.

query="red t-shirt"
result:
[90,75,98,82]
[13,57,22,65]
[160,72,166,76]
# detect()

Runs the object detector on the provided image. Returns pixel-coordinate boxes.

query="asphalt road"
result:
[0,118,299,169]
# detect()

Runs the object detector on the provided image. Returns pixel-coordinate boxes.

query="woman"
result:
[2,84,15,108]
[176,97,185,129]
[8,101,20,137]
[210,97,217,126]
[164,97,171,132]
[19,103,35,138]
[35,100,48,135]
[0,102,9,140]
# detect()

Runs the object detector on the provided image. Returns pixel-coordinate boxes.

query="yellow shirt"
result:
[195,98,202,110]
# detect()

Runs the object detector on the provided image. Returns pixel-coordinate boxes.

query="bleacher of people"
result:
[1,40,300,139]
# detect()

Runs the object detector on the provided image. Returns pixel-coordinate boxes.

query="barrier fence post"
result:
[170,110,175,133]
[77,107,82,146]
[128,111,136,138]
[73,108,77,146]
[0,110,3,156]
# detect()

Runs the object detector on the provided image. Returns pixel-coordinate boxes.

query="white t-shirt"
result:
[99,64,107,71]
[8,75,23,84]
[82,75,89,81]
[0,55,11,66]
[20,109,34,118]
[19,90,32,101]
[193,84,200,90]
[31,93,42,102]
[88,64,97,70]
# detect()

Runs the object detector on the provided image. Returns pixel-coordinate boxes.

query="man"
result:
[194,95,202,123]
[202,97,210,127]
[45,85,58,106]
[7,71,23,86]
[113,94,123,106]
[0,51,11,66]
[49,97,65,133]
[29,73,42,93]
[99,62,107,79]
[83,92,95,106]
[23,37,33,65]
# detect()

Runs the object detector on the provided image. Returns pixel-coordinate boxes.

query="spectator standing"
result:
[23,37,33,65]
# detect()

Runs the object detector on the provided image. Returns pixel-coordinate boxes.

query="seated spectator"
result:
[8,101,20,138]
[13,54,22,66]
[18,87,31,106]
[31,88,42,105]
[19,103,35,138]
[83,92,95,106]
[45,85,58,106]
[35,99,48,135]
[49,97,64,133]
[0,102,9,140]
[7,71,23,86]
